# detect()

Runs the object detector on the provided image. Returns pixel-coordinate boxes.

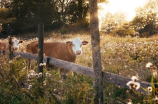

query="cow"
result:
[0,37,23,54]
[134,32,139,37]
[26,38,88,79]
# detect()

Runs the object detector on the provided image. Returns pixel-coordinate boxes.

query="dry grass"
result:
[13,32,158,82]
[0,32,157,78]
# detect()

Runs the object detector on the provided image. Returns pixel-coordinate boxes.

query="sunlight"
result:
[108,0,147,21]
[98,0,148,31]
[98,0,148,22]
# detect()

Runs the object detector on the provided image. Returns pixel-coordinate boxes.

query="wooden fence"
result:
[13,52,152,95]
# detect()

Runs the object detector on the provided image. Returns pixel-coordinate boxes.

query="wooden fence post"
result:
[38,23,44,74]
[89,0,104,104]
[37,23,44,98]
[8,24,13,60]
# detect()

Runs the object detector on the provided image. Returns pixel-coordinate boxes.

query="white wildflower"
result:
[152,70,157,76]
[9,60,12,64]
[43,63,46,66]
[43,81,46,86]
[46,72,49,77]
[29,70,35,74]
[46,72,53,78]
[127,101,132,104]
[35,74,39,78]
[38,72,43,77]
[131,76,139,82]
[39,63,43,66]
[29,84,32,88]
[153,96,158,101]
[28,84,32,90]
[27,79,31,82]
[147,87,152,93]
[146,62,153,68]
[30,73,34,77]
[39,62,46,66]
[27,74,31,78]
[126,81,140,90]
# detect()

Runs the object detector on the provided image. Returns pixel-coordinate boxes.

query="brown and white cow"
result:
[134,32,139,37]
[0,37,23,54]
[26,38,88,78]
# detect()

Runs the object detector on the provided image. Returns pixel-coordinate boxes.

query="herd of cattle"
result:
[0,37,88,78]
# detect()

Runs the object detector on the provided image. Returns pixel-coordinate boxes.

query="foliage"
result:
[0,8,14,35]
[0,8,10,22]
[62,0,89,32]
[66,0,89,24]
[0,0,12,8]
[131,0,158,37]
[0,55,29,103]
[115,23,135,37]
[0,47,94,103]
[1,0,90,35]
[100,0,158,37]
[99,0,109,3]
[100,11,135,37]
[8,0,59,34]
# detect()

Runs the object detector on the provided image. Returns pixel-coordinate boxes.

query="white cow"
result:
[0,37,23,54]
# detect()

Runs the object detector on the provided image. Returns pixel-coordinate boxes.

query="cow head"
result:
[66,38,88,55]
[13,38,23,50]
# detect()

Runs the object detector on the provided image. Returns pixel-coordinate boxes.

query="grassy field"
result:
[18,32,158,80]
[1,32,158,103]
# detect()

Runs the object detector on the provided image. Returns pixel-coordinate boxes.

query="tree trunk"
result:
[89,0,104,104]
[61,0,65,23]
[78,0,83,19]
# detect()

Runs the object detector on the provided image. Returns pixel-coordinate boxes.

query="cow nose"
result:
[76,50,81,55]
[14,47,18,50]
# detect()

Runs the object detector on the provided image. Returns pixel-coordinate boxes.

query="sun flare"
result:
[98,0,148,22]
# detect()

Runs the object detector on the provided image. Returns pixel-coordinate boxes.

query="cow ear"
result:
[82,41,88,45]
[66,41,73,45]
[19,40,23,43]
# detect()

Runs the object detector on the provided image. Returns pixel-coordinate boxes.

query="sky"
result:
[98,0,148,21]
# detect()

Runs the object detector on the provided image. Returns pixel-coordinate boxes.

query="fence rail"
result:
[13,52,152,95]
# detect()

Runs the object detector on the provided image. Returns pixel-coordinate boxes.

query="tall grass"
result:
[1,32,158,103]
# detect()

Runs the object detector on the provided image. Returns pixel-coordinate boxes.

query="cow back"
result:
[27,42,76,62]
[44,42,76,62]
[26,41,38,54]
